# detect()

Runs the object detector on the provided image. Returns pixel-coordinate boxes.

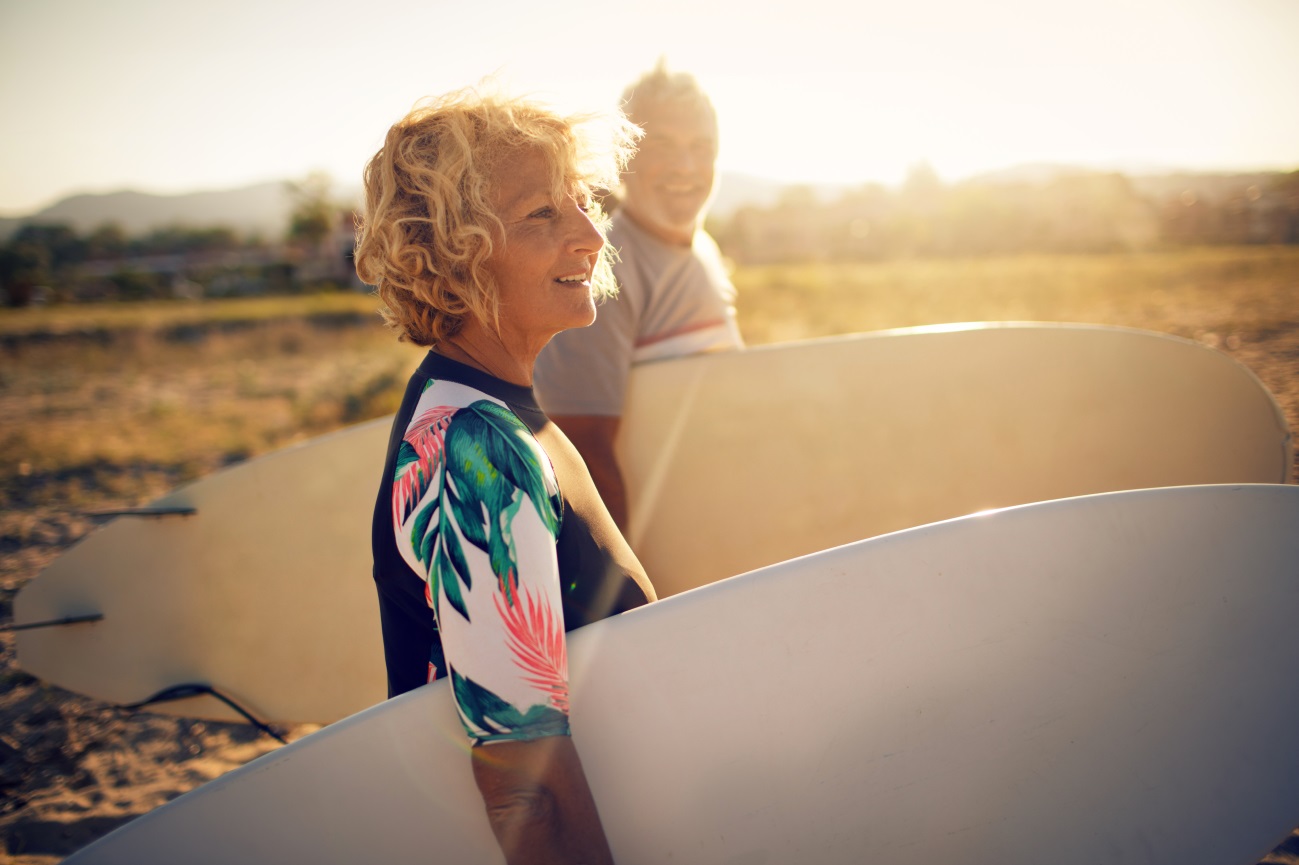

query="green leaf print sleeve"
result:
[445,400,563,594]
[452,668,569,743]
[391,382,571,745]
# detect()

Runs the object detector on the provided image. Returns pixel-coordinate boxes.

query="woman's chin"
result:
[567,294,599,330]
[562,311,598,333]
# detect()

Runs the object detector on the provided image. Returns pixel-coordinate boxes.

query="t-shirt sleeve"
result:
[534,287,638,417]
[390,396,571,744]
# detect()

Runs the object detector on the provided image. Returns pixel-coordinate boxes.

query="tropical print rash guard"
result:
[371,352,651,745]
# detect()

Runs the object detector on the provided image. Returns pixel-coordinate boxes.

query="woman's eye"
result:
[528,206,556,219]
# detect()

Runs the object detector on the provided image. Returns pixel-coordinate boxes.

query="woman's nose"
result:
[567,202,604,254]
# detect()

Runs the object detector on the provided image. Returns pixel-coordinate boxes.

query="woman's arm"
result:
[472,736,614,865]
[391,396,617,862]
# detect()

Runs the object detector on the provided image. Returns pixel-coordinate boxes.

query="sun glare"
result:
[0,0,1296,211]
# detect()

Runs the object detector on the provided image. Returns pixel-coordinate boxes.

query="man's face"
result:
[620,101,718,245]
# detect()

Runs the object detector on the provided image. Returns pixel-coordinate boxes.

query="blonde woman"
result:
[356,89,655,865]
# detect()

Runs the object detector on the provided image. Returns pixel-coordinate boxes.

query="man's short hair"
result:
[621,59,717,136]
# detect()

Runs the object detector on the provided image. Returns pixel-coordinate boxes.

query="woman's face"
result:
[484,147,605,350]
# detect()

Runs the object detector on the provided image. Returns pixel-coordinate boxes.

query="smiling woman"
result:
[353,89,654,865]
[481,148,610,360]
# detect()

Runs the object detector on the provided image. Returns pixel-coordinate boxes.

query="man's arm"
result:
[549,415,628,532]
[472,736,615,865]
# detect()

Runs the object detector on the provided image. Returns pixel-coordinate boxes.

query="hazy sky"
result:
[2,0,1297,214]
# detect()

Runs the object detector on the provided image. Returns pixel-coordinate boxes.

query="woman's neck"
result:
[436,321,537,386]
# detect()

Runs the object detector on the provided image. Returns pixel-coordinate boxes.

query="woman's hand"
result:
[471,736,615,865]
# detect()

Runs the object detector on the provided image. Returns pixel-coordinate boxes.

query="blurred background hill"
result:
[0,172,782,242]
[0,182,349,243]
[2,164,1296,309]
[6,166,1294,242]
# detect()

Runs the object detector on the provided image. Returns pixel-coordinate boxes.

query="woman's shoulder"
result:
[404,380,559,502]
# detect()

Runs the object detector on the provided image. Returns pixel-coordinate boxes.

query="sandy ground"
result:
[3,328,1299,863]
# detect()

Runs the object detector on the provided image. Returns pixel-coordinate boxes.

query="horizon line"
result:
[4,159,1299,220]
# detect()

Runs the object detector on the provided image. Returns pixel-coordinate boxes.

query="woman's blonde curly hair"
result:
[355,88,640,346]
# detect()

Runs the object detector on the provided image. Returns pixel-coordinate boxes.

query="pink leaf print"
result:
[392,405,457,527]
[494,579,569,713]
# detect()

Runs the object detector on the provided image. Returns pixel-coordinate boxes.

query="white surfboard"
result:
[60,485,1299,865]
[13,324,1293,723]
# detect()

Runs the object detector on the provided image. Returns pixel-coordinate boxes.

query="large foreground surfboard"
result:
[14,324,1293,723]
[62,485,1299,865]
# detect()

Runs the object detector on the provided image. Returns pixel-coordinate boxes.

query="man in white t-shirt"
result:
[535,62,743,531]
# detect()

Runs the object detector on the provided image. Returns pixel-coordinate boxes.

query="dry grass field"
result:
[2,246,1297,862]
[734,247,1299,489]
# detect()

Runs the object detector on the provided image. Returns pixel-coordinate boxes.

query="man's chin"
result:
[663,195,709,223]
[623,204,703,244]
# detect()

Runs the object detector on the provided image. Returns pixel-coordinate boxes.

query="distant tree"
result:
[901,163,943,206]
[1266,171,1299,243]
[130,225,241,256]
[0,223,85,306]
[85,223,129,260]
[0,241,46,307]
[107,268,164,301]
[12,223,87,267]
[777,185,820,209]
[285,172,338,247]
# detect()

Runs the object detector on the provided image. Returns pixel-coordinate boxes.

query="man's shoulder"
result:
[607,213,649,259]
[690,228,724,259]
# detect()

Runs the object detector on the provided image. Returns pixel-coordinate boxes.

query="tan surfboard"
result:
[13,324,1293,723]
[61,485,1299,865]
[14,417,395,721]
[618,323,1293,596]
